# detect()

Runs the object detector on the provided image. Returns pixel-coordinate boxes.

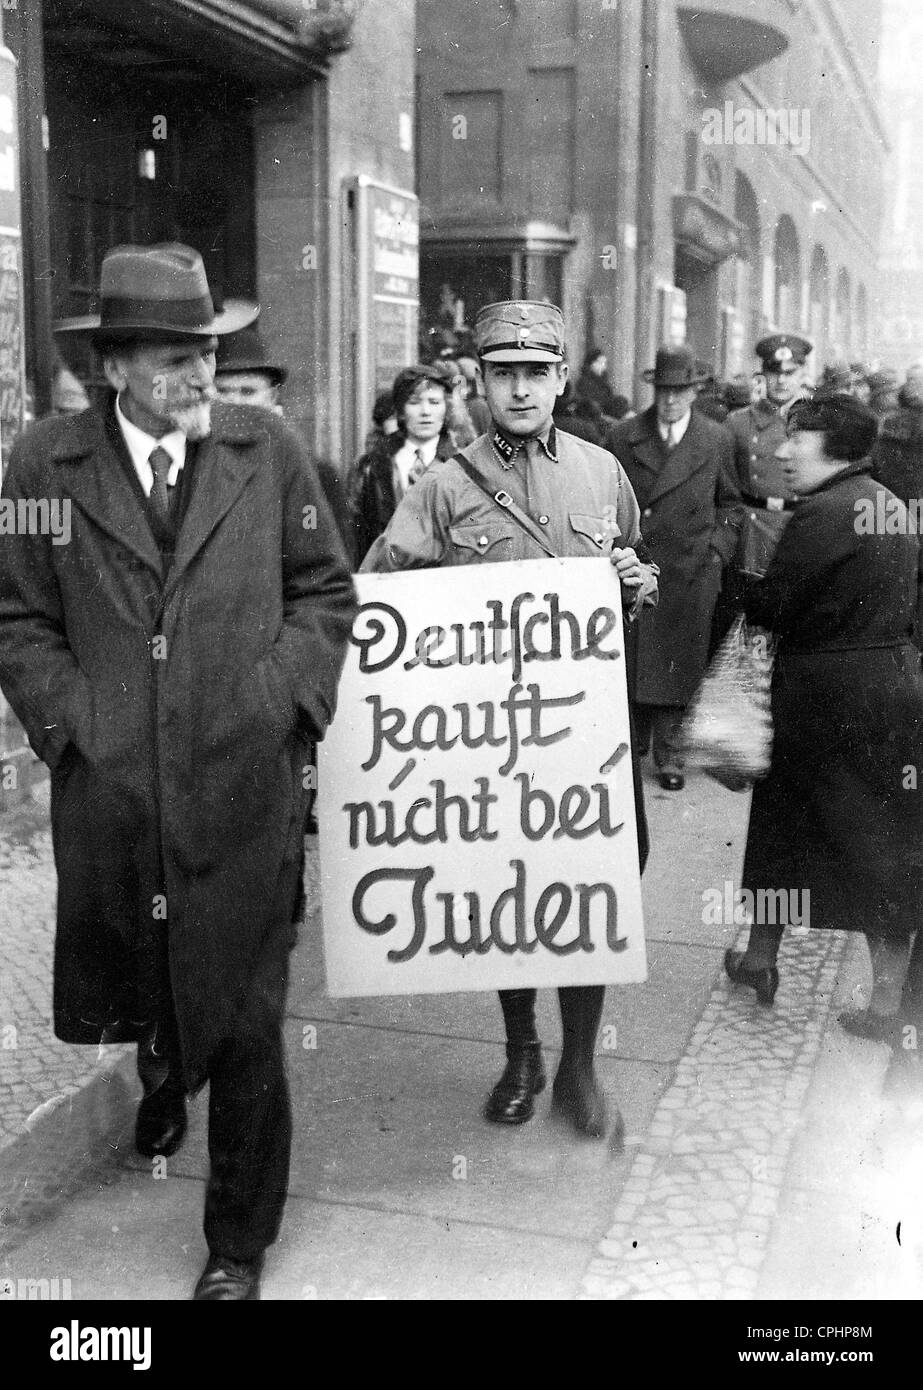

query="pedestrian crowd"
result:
[2,237,923,1300]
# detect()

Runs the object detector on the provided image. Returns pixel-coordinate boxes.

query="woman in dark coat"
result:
[725,394,923,1039]
[576,348,629,421]
[349,364,455,566]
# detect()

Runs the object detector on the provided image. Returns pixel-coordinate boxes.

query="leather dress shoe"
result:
[657,772,685,791]
[838,1008,898,1043]
[484,1041,546,1124]
[724,950,779,1007]
[550,1067,609,1138]
[193,1252,263,1301]
[135,1084,188,1159]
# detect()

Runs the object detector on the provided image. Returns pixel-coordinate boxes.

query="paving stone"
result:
[581,926,851,1299]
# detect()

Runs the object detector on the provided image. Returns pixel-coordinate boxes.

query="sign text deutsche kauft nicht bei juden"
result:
[319,557,646,995]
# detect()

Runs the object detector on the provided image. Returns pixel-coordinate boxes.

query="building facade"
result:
[416,0,888,396]
[876,0,923,368]
[2,0,416,469]
[0,0,417,778]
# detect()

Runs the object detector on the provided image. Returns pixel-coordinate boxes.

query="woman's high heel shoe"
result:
[724,950,779,1007]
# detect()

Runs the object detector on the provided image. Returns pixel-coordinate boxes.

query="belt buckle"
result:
[494,489,513,507]
[766,496,784,511]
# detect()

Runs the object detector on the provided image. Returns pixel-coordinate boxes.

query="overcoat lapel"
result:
[165,415,263,599]
[51,410,163,578]
[647,411,712,505]
[620,408,663,481]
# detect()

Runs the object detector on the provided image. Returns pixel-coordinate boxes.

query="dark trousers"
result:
[137,931,292,1261]
[634,703,685,773]
[83,747,296,1263]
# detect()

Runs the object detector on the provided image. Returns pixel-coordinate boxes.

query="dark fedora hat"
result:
[215,326,287,386]
[53,243,259,342]
[641,344,711,388]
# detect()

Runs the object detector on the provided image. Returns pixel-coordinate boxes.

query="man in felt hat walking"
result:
[361,300,658,1140]
[214,325,288,413]
[0,244,357,1299]
[608,345,743,790]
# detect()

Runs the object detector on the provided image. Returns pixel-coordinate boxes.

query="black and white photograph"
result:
[0,0,919,1344]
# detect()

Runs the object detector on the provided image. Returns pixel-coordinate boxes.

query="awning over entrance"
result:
[43,0,356,84]
[421,218,577,257]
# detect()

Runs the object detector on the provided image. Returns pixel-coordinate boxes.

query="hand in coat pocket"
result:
[205,653,297,756]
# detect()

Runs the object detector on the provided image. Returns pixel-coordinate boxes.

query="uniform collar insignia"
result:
[491,428,516,462]
[491,424,558,466]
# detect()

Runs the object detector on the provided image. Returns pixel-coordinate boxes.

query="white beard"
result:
[171,400,213,440]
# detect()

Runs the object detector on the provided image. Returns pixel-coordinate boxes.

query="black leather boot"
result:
[484,1040,546,1124]
[551,985,611,1139]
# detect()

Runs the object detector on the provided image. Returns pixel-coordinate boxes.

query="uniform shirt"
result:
[361,423,658,618]
[726,397,796,502]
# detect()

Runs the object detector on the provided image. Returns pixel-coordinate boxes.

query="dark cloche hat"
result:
[390,363,452,417]
[54,243,259,343]
[787,392,878,461]
[215,326,287,386]
[755,332,812,369]
[474,301,566,362]
[641,343,711,388]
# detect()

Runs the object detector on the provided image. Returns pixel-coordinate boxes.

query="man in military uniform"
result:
[362,300,658,1140]
[717,333,812,641]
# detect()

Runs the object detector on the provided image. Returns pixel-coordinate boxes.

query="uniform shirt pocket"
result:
[447,522,514,563]
[568,512,612,551]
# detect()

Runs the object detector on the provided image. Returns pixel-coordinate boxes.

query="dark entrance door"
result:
[45,56,255,384]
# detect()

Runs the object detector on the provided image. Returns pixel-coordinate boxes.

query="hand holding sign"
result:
[610,545,642,589]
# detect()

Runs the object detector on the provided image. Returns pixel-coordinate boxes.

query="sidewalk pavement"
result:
[0,711,47,815]
[1,767,921,1300]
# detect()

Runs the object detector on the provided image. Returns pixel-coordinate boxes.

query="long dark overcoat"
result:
[742,461,923,934]
[0,403,357,1087]
[607,406,742,705]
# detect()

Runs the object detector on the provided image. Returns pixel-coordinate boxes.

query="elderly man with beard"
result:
[0,244,357,1300]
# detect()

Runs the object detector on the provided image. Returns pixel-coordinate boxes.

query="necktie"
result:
[408,447,427,486]
[148,446,173,519]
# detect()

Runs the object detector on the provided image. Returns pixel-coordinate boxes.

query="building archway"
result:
[834,267,852,355]
[773,215,800,330]
[856,283,868,360]
[808,244,830,366]
[734,171,762,354]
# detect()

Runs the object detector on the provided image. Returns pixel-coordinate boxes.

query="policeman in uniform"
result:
[718,333,812,634]
[362,301,658,1140]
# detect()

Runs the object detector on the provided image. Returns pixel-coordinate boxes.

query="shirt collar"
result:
[658,410,691,442]
[400,434,440,465]
[115,393,187,470]
[490,422,558,468]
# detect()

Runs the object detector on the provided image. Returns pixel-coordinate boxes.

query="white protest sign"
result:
[318,556,646,996]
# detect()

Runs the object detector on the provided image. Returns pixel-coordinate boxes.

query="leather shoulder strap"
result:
[450,451,558,560]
